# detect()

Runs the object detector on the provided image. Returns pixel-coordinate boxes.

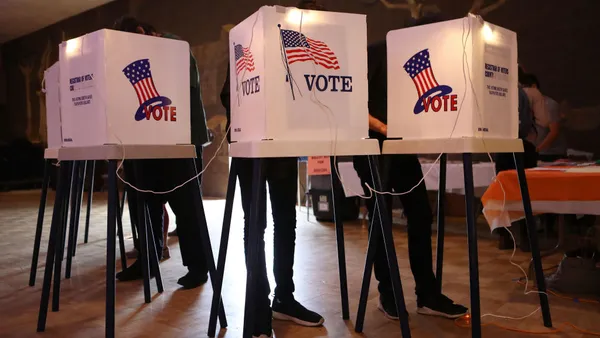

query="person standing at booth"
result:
[352,14,469,320]
[219,2,325,337]
[112,17,211,289]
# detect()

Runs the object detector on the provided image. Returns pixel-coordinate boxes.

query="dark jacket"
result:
[220,64,232,143]
[162,32,210,148]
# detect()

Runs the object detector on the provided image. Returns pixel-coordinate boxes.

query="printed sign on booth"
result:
[308,156,331,175]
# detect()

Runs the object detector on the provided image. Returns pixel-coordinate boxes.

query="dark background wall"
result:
[1,0,599,193]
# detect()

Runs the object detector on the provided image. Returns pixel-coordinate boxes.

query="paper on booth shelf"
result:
[228,6,369,143]
[44,62,62,149]
[386,16,518,141]
[59,29,191,147]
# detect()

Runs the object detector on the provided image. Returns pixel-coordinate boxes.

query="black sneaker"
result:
[417,294,468,319]
[116,260,156,282]
[272,297,324,327]
[378,294,410,321]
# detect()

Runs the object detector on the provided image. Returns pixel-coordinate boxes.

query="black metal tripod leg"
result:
[30,159,51,287]
[84,160,95,244]
[513,152,552,328]
[37,161,70,331]
[329,157,350,320]
[186,158,228,328]
[72,160,87,257]
[242,158,265,338]
[53,161,75,311]
[355,201,381,333]
[208,159,238,337]
[144,204,164,294]
[367,155,411,338]
[462,153,482,338]
[106,160,118,338]
[115,186,128,270]
[436,153,447,293]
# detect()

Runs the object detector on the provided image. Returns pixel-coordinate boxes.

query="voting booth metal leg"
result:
[329,157,350,320]
[435,154,447,293]
[30,159,51,287]
[52,161,75,312]
[106,160,118,338]
[37,161,70,331]
[208,159,238,337]
[84,160,96,244]
[72,160,87,257]
[369,156,412,337]
[66,161,85,278]
[133,163,153,304]
[184,159,228,330]
[462,154,482,338]
[243,158,266,338]
[115,186,128,270]
[120,186,127,221]
[144,205,164,293]
[513,153,553,328]
[354,201,380,333]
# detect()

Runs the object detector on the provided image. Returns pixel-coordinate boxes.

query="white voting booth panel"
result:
[386,16,518,140]
[44,62,62,149]
[59,29,191,147]
[228,6,368,143]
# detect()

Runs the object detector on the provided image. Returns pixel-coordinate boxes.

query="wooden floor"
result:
[0,189,598,337]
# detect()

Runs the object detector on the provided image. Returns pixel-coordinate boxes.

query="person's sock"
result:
[177,269,208,289]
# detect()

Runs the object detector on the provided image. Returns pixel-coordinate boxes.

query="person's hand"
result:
[380,124,387,137]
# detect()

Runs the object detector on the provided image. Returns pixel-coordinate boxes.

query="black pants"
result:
[353,154,437,300]
[237,157,298,318]
[124,154,207,274]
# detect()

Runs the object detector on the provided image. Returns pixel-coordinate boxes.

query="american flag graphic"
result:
[403,49,439,97]
[234,44,255,75]
[122,59,160,105]
[280,29,340,70]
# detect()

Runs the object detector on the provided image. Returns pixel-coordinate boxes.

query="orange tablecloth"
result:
[481,167,600,230]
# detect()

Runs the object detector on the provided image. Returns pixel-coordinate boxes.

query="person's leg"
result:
[123,161,140,258]
[267,157,323,326]
[237,158,272,336]
[391,154,467,319]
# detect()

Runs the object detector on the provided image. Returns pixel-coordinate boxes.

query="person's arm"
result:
[369,114,387,136]
[536,121,560,152]
[220,65,231,144]
[530,89,549,127]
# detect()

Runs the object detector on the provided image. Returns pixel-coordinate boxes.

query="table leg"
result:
[355,201,380,333]
[513,152,552,328]
[329,157,350,320]
[30,159,51,287]
[84,160,95,244]
[208,159,238,337]
[367,155,411,338]
[243,158,265,338]
[436,153,447,293]
[37,161,70,331]
[462,153,481,338]
[106,160,118,338]
[53,161,75,311]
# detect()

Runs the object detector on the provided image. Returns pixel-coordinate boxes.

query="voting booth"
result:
[44,62,62,149]
[58,29,191,147]
[386,15,518,140]
[228,5,368,143]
